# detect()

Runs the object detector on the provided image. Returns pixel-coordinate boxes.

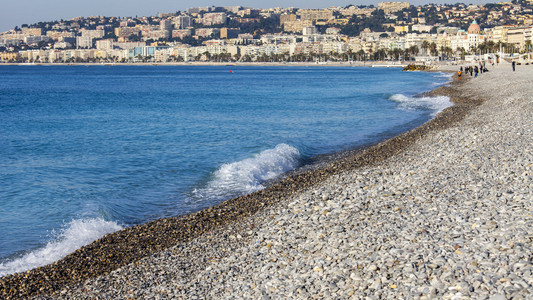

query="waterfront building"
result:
[490,25,512,43]
[114,41,146,50]
[449,20,489,52]
[0,52,20,62]
[507,26,533,50]
[128,46,170,60]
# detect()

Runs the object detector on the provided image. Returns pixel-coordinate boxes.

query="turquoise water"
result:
[0,65,451,275]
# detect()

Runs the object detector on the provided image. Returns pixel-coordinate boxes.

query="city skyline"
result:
[1,0,494,33]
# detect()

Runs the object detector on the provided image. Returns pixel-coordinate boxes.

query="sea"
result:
[0,65,452,276]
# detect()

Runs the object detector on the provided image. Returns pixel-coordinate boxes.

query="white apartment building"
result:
[173,16,192,29]
[302,26,318,36]
[77,36,93,48]
[81,29,105,39]
[96,39,114,50]
[202,13,227,26]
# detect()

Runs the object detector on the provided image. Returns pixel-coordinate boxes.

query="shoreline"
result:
[0,67,472,298]
[0,60,451,68]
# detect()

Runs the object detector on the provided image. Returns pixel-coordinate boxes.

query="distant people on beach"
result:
[461,64,489,78]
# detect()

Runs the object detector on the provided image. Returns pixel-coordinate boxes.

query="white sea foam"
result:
[389,94,453,116]
[193,144,301,200]
[434,72,454,79]
[0,218,122,277]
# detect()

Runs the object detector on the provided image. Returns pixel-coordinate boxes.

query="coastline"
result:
[0,60,448,68]
[2,63,531,299]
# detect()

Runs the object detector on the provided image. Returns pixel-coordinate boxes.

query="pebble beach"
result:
[1,63,532,299]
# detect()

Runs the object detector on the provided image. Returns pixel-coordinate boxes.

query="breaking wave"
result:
[389,94,453,116]
[0,218,122,277]
[192,143,301,201]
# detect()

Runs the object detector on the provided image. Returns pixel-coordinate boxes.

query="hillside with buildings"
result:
[1,1,532,63]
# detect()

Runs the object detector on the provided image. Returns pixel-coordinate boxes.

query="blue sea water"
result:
[0,65,451,275]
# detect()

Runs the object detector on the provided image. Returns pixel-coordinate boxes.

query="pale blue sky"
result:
[1,0,487,33]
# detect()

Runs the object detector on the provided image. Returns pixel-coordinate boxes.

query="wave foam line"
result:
[0,218,122,277]
[193,143,301,200]
[389,94,453,116]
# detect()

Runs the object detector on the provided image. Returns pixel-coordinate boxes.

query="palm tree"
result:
[391,48,402,61]
[456,47,466,60]
[421,40,430,56]
[409,45,419,57]
[524,39,532,53]
[356,49,366,61]
[429,42,438,56]
[373,48,387,61]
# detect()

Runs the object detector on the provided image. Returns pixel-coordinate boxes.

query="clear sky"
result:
[1,0,488,33]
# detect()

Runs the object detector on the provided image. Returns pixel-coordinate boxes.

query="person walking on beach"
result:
[457,69,462,79]
[474,66,479,77]
[512,61,516,71]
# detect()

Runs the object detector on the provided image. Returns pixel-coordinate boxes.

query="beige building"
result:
[0,52,20,61]
[21,28,43,36]
[115,27,141,38]
[298,9,334,21]
[280,14,297,26]
[395,25,409,33]
[340,6,376,17]
[46,31,75,40]
[220,28,240,39]
[283,20,314,33]
[507,26,533,50]
[81,29,105,39]
[378,2,410,14]
[490,25,513,43]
